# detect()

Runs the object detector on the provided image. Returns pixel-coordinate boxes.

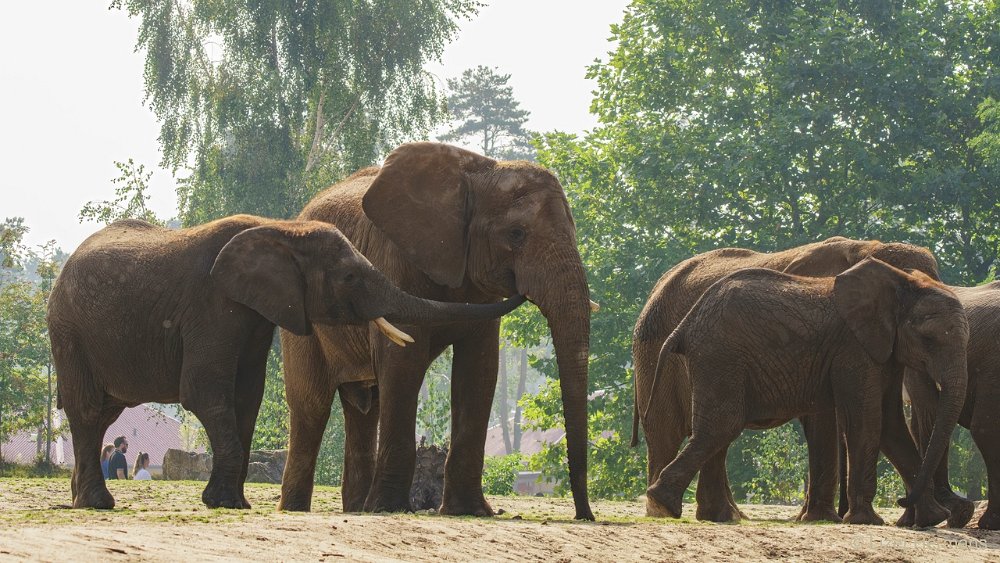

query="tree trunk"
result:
[498,346,512,455]
[513,348,528,453]
[45,362,52,465]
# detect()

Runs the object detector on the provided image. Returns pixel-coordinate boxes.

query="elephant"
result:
[630,236,962,523]
[47,215,524,510]
[278,142,595,520]
[905,280,1000,529]
[643,258,969,527]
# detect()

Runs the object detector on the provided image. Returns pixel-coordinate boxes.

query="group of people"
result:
[99,436,151,481]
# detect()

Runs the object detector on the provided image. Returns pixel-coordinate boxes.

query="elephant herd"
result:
[46,142,998,531]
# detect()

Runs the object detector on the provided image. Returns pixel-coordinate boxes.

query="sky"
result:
[0,1,629,253]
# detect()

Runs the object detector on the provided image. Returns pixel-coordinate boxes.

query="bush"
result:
[483,454,523,496]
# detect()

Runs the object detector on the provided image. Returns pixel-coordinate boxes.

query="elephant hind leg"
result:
[970,389,1000,530]
[648,414,742,520]
[695,445,743,522]
[66,401,124,509]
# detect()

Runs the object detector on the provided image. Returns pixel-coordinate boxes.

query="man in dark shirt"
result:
[107,436,129,480]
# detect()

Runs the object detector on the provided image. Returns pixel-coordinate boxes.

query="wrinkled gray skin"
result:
[905,280,1000,529]
[644,259,968,528]
[278,142,594,520]
[632,237,949,523]
[47,216,523,510]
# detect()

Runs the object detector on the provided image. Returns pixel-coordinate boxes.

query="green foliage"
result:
[250,341,289,451]
[314,400,346,487]
[79,159,164,226]
[482,453,523,495]
[440,65,536,160]
[112,0,481,224]
[875,455,908,508]
[0,232,62,459]
[729,425,808,505]
[416,351,452,446]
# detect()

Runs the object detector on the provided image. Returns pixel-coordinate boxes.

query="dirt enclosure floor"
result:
[1,478,999,562]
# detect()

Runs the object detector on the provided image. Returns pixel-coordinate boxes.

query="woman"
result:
[132,452,152,481]
[100,444,115,480]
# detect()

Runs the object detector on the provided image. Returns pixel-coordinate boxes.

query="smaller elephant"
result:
[906,280,1000,529]
[47,215,524,510]
[644,258,968,527]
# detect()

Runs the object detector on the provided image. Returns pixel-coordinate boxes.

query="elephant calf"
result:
[644,258,968,527]
[47,215,523,510]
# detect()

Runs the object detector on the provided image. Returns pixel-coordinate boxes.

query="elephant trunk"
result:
[525,256,594,521]
[372,275,526,326]
[898,364,968,508]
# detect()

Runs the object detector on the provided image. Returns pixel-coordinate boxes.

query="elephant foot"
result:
[440,494,495,517]
[364,489,413,514]
[696,500,742,522]
[202,484,247,509]
[240,494,252,510]
[977,507,1000,530]
[912,497,950,528]
[798,506,842,523]
[278,487,313,512]
[73,486,115,510]
[843,506,885,526]
[895,507,915,527]
[645,482,682,519]
[941,495,974,528]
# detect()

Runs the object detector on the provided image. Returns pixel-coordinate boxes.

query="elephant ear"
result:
[783,236,864,276]
[832,258,901,364]
[362,142,496,288]
[211,225,311,336]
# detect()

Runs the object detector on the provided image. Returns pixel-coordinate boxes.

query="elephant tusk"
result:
[374,317,415,347]
[590,300,601,312]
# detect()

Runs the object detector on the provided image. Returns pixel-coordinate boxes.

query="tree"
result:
[520,0,998,500]
[112,0,480,225]
[440,65,536,160]
[79,159,163,226]
[0,225,62,466]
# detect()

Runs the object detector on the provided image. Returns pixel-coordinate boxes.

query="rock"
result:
[162,448,213,481]
[245,449,287,484]
[410,440,447,510]
[161,448,287,483]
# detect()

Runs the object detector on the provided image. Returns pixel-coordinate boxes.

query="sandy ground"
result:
[1,478,998,562]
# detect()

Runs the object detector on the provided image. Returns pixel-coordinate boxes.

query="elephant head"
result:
[361,142,594,520]
[833,258,969,507]
[210,221,526,343]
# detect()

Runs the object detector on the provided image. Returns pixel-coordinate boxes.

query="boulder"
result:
[245,449,287,484]
[161,448,213,481]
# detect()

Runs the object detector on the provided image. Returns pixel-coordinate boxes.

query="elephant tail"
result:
[642,328,686,422]
[630,391,640,447]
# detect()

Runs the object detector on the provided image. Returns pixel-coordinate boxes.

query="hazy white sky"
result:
[1,1,629,252]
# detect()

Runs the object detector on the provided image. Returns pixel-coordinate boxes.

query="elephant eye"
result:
[508,227,527,245]
[343,273,356,284]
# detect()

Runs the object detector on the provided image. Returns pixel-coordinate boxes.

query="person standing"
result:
[132,452,151,481]
[107,436,129,480]
[100,444,115,480]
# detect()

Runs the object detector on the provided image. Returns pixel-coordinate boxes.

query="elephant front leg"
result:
[838,390,884,525]
[797,412,842,522]
[970,388,1000,530]
[440,325,500,517]
[182,367,246,509]
[363,337,432,513]
[234,357,268,509]
[340,384,379,512]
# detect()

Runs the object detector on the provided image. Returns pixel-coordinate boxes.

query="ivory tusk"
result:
[374,317,415,347]
[590,300,601,312]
